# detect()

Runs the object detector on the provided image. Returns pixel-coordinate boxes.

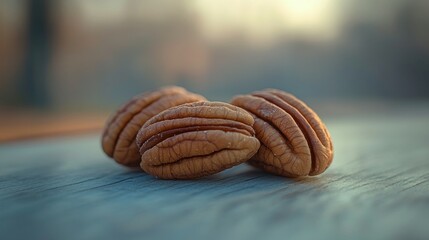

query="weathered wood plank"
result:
[1,112,429,240]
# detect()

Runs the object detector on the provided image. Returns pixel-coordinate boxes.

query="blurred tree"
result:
[20,0,53,108]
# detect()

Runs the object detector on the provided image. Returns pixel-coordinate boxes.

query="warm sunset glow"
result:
[69,0,339,45]
[191,0,339,44]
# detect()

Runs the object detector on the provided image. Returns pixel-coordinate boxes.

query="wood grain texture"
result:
[1,109,429,240]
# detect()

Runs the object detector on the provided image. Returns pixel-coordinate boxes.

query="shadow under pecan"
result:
[136,101,260,179]
[231,89,333,177]
[101,86,206,166]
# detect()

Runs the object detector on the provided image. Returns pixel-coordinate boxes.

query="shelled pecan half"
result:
[102,86,206,166]
[136,102,260,179]
[231,89,333,177]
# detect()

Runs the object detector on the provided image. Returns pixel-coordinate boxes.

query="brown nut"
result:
[231,89,333,177]
[101,86,206,166]
[136,101,260,179]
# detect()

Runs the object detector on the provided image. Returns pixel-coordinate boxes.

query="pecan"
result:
[101,86,206,166]
[231,89,333,177]
[136,101,260,179]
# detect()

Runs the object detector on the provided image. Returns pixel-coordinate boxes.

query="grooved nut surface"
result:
[136,101,261,179]
[231,89,334,177]
[101,86,206,166]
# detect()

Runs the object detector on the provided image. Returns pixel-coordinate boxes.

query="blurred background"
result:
[1,0,429,141]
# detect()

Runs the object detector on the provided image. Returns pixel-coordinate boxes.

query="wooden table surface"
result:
[1,104,429,240]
